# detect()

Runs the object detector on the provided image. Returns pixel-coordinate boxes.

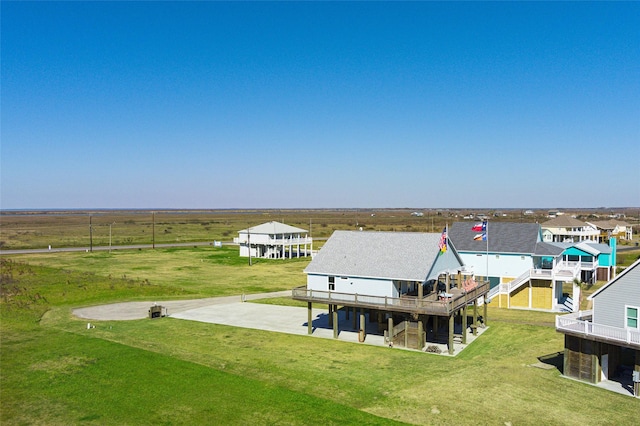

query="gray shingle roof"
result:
[449,222,541,254]
[533,242,565,256]
[304,231,460,281]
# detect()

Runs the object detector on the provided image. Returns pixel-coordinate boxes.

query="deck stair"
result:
[390,321,424,350]
[488,270,531,300]
[558,296,574,313]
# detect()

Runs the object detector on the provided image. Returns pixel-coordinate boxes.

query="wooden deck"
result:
[291,281,490,317]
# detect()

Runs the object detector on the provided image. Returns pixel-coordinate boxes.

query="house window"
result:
[626,306,639,329]
[328,276,335,291]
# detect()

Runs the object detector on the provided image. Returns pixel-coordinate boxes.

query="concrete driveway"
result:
[73,291,488,353]
[72,291,385,346]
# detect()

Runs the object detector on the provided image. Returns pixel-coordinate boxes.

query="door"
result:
[601,353,609,381]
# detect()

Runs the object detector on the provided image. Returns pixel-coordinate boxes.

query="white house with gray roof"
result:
[304,230,464,298]
[293,230,490,354]
[235,221,311,259]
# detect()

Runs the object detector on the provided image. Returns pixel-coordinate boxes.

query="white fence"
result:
[556,312,640,346]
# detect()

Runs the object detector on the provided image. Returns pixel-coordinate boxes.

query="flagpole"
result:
[485,220,489,284]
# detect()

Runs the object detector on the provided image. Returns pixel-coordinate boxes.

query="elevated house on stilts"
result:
[292,230,490,354]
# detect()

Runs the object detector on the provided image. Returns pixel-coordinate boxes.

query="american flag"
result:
[438,227,447,253]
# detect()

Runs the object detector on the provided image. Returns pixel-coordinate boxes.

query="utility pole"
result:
[109,222,115,253]
[248,227,252,266]
[152,212,155,249]
[89,215,93,252]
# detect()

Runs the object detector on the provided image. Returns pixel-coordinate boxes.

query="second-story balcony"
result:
[292,281,490,317]
[556,311,640,349]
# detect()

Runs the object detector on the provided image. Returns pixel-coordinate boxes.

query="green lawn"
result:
[2,249,638,425]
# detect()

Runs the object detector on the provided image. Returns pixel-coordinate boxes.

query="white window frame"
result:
[625,305,639,330]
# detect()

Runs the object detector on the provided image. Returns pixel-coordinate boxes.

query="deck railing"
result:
[490,261,584,299]
[292,281,490,316]
[556,312,640,347]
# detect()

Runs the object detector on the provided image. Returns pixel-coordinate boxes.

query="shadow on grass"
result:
[537,351,564,374]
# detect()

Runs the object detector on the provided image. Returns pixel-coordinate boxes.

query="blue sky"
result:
[2,1,639,210]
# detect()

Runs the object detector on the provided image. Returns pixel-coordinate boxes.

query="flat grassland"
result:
[2,245,639,425]
[3,208,638,250]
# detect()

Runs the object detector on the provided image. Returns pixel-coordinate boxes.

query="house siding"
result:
[306,274,396,298]
[531,280,552,309]
[458,252,533,283]
[511,284,529,308]
[592,265,640,328]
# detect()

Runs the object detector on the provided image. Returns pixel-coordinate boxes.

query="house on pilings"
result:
[291,230,490,354]
[448,222,618,312]
[235,221,312,259]
[556,258,640,398]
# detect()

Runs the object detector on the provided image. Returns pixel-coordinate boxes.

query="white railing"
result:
[580,261,598,270]
[507,270,532,293]
[292,283,490,315]
[554,260,581,278]
[488,285,503,299]
[556,313,640,347]
[235,237,312,245]
[489,269,538,298]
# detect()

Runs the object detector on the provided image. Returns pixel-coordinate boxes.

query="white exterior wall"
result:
[236,231,311,258]
[459,252,534,281]
[307,274,397,298]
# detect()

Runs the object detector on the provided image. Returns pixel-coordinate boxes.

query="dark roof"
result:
[533,242,565,256]
[448,222,542,254]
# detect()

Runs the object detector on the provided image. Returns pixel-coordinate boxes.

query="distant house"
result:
[541,216,600,243]
[556,258,640,397]
[587,220,633,242]
[292,230,489,354]
[449,222,579,311]
[235,221,312,259]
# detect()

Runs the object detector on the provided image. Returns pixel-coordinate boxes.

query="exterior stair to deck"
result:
[390,321,423,350]
[558,296,574,313]
[488,270,531,301]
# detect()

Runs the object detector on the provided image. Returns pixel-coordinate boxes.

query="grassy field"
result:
[2,246,638,425]
[2,208,638,250]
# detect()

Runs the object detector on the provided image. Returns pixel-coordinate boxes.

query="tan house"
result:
[587,220,633,242]
[541,216,600,243]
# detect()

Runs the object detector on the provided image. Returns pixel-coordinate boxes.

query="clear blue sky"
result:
[2,1,639,210]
